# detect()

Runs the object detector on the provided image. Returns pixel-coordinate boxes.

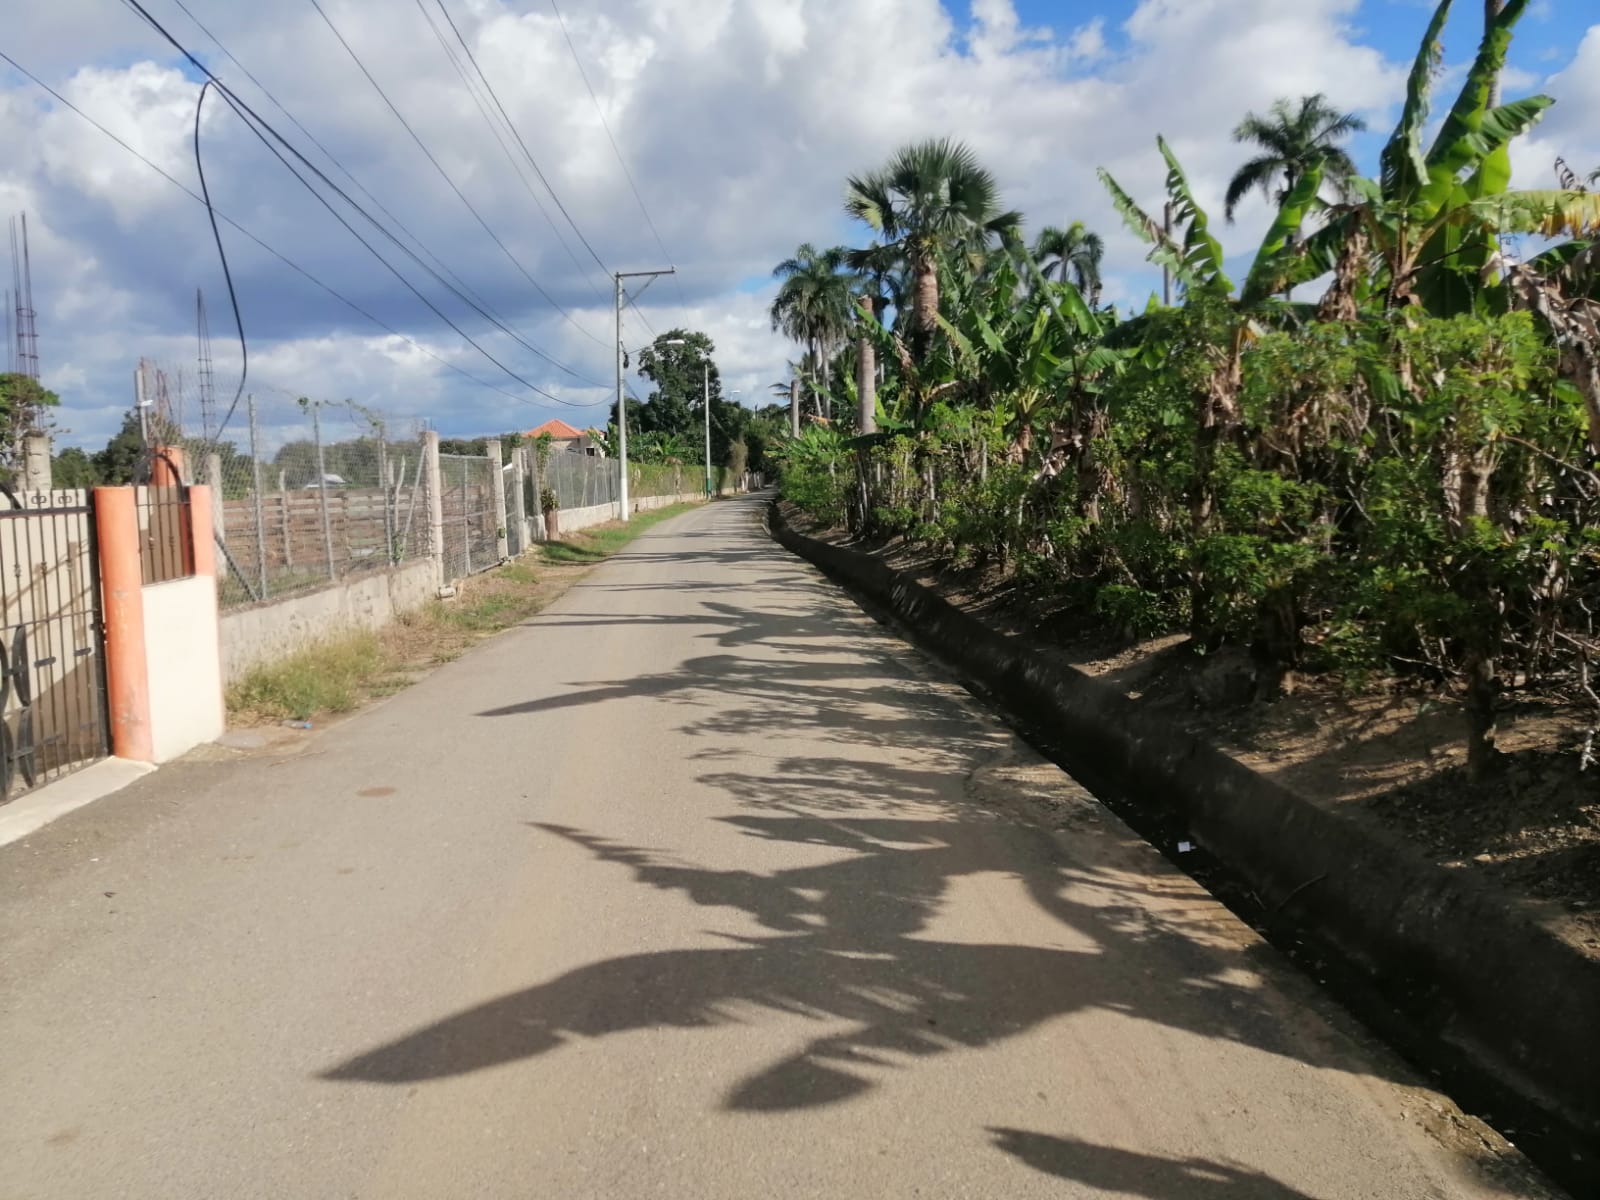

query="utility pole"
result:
[1486,1,1506,107]
[613,267,675,520]
[1161,201,1174,307]
[703,361,713,498]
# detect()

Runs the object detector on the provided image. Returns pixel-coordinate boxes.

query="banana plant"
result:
[1268,0,1600,313]
[1099,137,1234,299]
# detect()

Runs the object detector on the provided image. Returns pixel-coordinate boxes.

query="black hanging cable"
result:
[211,86,604,409]
[169,0,513,330]
[0,49,573,408]
[193,80,247,441]
[115,0,605,386]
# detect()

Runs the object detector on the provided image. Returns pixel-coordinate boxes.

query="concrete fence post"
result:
[248,396,268,599]
[511,445,529,555]
[423,430,445,591]
[206,451,228,580]
[311,402,336,582]
[277,469,292,572]
[487,438,509,563]
[22,431,51,491]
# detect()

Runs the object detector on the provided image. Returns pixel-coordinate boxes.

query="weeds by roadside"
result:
[539,503,695,564]
[225,504,699,724]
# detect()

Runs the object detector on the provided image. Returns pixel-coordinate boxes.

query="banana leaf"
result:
[1380,0,1452,206]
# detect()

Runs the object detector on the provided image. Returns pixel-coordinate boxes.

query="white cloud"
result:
[1512,24,1600,188]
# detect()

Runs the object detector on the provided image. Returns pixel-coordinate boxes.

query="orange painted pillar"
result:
[95,487,154,763]
[189,485,215,578]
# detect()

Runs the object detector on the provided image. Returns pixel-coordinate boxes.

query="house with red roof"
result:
[526,418,602,457]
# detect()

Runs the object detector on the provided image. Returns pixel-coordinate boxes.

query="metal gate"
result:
[0,489,109,804]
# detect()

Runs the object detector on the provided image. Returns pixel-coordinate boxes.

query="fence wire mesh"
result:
[438,452,498,585]
[204,394,431,610]
[531,449,620,514]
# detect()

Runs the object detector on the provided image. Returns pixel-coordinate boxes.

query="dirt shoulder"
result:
[784,505,1599,962]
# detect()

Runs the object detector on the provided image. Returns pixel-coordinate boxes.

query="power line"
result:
[433,0,615,283]
[112,0,606,392]
[0,48,602,410]
[214,85,598,407]
[548,0,684,302]
[167,0,516,333]
[411,0,610,306]
[304,0,609,348]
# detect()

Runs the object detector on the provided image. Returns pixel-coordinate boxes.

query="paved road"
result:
[0,497,1548,1198]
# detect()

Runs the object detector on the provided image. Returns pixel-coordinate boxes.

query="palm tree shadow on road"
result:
[321,809,1395,1115]
[988,1129,1322,1199]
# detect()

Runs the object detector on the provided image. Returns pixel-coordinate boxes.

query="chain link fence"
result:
[167,396,711,611]
[529,448,620,513]
[436,452,499,585]
[203,394,432,610]
[523,450,697,518]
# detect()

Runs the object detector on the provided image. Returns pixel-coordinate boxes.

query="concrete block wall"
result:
[536,491,701,541]
[219,560,436,685]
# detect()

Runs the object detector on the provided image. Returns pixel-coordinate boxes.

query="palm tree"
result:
[1223,94,1366,223]
[1033,221,1105,304]
[843,242,905,436]
[845,139,1019,347]
[770,244,854,419]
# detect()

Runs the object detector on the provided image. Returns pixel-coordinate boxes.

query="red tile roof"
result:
[527,418,585,440]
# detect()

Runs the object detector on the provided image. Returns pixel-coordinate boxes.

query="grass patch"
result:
[540,503,697,565]
[226,501,700,725]
[226,632,390,722]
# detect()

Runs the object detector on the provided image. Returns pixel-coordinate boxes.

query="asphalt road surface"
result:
[0,497,1553,1198]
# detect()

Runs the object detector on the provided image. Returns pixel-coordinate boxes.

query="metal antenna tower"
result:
[196,289,216,443]
[10,215,39,382]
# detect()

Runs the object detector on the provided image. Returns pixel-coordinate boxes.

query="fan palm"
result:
[770,244,854,419]
[845,139,1019,345]
[1033,221,1105,304]
[843,242,906,435]
[1223,94,1366,223]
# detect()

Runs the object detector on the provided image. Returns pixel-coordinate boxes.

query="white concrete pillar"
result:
[424,431,445,590]
[487,438,509,563]
[22,431,51,492]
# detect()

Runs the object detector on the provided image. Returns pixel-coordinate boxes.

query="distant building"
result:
[526,418,602,457]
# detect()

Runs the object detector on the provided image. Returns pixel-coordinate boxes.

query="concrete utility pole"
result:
[1486,0,1506,108]
[1161,202,1174,307]
[613,267,675,520]
[703,362,713,498]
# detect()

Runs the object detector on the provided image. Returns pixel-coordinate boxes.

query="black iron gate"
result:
[0,489,110,804]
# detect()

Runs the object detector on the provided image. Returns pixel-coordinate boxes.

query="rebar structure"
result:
[10,214,40,382]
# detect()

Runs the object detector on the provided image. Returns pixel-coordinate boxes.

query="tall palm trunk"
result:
[912,246,940,339]
[789,379,800,438]
[855,297,877,435]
